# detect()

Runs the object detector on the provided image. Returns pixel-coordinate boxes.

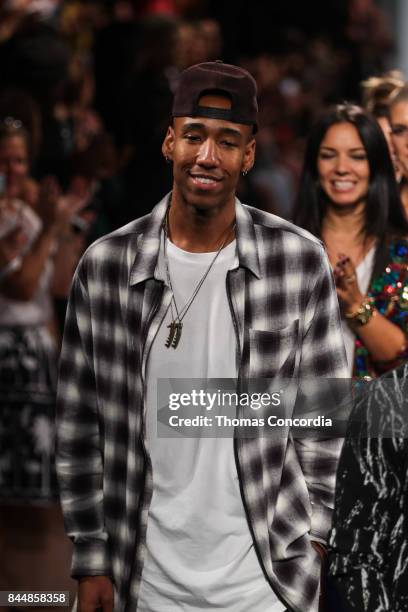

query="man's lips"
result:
[189,173,222,190]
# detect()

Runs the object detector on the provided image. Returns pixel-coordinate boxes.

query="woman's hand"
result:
[38,176,92,233]
[0,225,27,267]
[333,253,364,315]
[333,252,406,363]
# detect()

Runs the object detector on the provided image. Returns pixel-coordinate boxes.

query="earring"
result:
[164,156,171,164]
[242,169,248,176]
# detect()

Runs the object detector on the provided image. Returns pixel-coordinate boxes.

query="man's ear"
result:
[162,125,175,160]
[242,137,256,174]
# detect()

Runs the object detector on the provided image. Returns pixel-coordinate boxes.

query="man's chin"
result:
[184,192,227,216]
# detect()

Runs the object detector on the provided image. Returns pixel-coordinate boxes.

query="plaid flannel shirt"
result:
[56,195,348,612]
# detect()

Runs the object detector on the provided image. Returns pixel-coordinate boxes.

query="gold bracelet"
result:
[345,297,376,327]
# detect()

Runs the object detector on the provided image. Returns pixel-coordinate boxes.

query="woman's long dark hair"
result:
[294,103,408,241]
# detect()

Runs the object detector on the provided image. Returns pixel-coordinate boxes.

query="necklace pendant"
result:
[165,322,176,348]
[165,321,183,349]
[171,322,182,349]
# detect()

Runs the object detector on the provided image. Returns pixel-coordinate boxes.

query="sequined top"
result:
[354,237,408,378]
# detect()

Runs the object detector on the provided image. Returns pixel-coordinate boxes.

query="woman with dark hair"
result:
[294,103,408,378]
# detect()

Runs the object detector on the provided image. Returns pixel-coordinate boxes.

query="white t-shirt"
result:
[137,237,284,612]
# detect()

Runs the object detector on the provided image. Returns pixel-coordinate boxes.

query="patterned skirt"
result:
[0,326,59,503]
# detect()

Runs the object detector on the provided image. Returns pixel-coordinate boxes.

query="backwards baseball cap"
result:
[172,60,258,133]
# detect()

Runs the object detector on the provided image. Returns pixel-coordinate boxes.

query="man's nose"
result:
[196,139,219,166]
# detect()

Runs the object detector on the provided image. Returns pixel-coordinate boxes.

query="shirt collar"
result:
[129,193,261,286]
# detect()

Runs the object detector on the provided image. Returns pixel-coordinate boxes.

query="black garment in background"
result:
[328,364,408,612]
[93,20,142,135]
[34,113,75,187]
[94,15,177,222]
[118,67,173,222]
[207,0,348,61]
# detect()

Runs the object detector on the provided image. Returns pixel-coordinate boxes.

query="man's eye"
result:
[221,140,237,147]
[184,134,201,142]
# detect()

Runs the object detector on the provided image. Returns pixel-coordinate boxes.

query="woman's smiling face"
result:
[317,122,370,208]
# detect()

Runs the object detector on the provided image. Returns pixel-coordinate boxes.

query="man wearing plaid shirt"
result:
[56,62,347,612]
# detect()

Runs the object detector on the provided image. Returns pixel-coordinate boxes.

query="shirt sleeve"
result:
[56,263,113,579]
[294,249,349,544]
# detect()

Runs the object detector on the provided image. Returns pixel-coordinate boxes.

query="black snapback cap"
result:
[172,61,258,132]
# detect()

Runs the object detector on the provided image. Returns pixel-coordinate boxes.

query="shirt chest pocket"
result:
[249,319,300,379]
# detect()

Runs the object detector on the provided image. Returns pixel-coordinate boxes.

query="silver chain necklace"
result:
[163,210,235,349]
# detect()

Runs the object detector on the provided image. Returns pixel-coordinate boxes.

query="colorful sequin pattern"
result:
[354,239,408,378]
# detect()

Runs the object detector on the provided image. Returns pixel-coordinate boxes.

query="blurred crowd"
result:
[0,0,395,244]
[0,0,407,606]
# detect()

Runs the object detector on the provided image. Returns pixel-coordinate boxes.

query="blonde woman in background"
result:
[361,69,405,180]
[389,84,408,217]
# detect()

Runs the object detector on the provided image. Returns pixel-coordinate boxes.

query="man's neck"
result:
[167,193,236,253]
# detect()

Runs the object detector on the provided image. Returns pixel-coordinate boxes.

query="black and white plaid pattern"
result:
[56,195,348,612]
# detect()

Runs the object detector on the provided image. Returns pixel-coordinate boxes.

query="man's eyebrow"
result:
[181,122,206,132]
[219,127,244,139]
[181,122,244,139]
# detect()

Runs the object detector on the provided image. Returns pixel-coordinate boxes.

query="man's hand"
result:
[311,540,327,561]
[78,576,114,612]
[311,541,327,611]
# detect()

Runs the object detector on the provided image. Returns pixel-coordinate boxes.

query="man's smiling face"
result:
[163,94,255,215]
